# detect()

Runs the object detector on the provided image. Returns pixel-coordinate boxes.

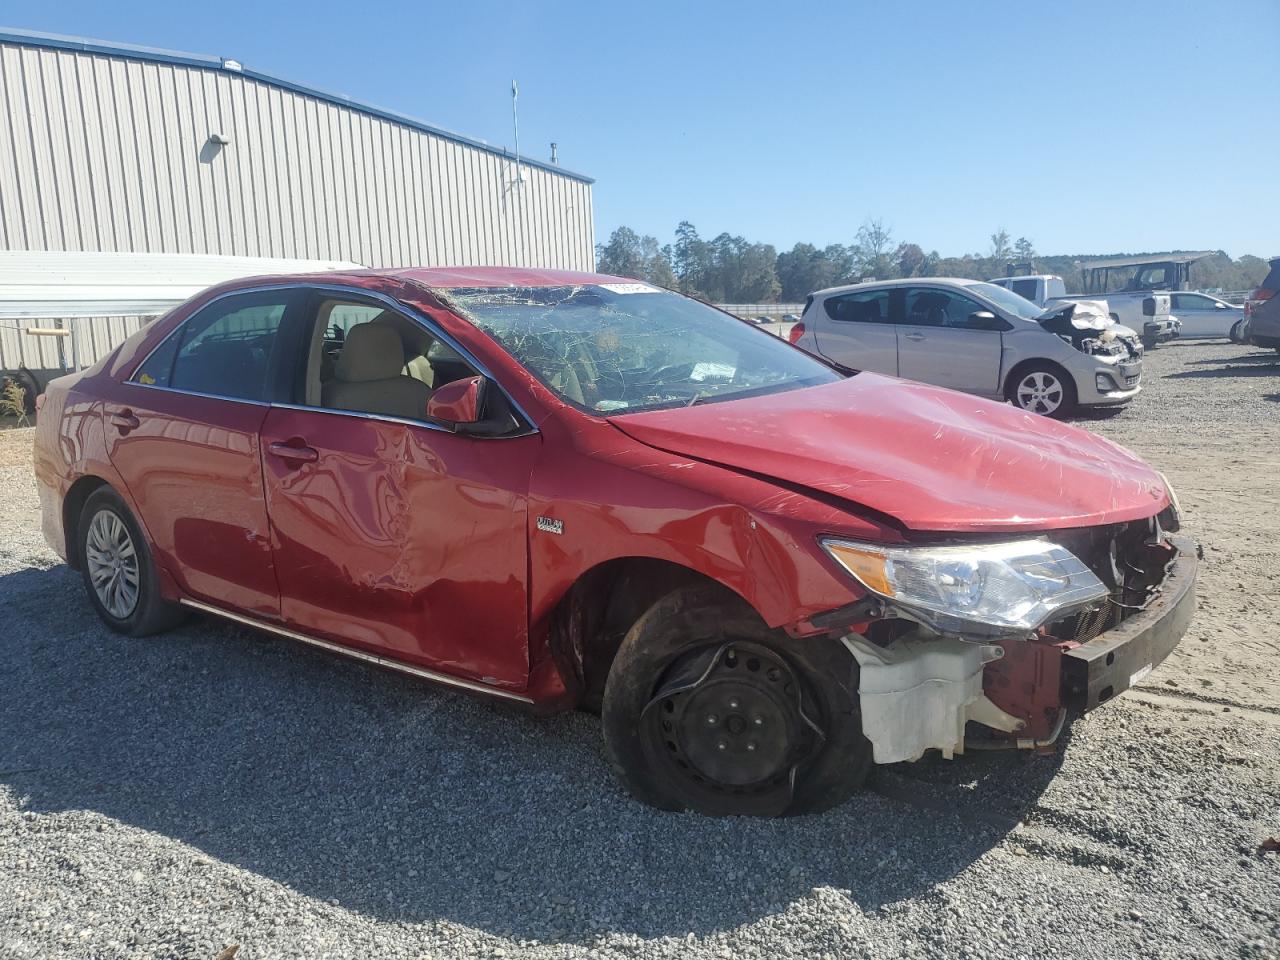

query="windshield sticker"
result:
[597,282,662,295]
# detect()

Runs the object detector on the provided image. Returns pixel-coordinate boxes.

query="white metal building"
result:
[0,27,596,271]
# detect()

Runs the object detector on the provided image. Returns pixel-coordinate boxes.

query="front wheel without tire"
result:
[79,487,186,636]
[1007,364,1077,418]
[601,586,871,816]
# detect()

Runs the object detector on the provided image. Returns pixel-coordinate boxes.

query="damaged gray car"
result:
[790,278,1144,418]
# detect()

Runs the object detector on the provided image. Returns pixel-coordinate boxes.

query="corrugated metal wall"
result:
[0,316,148,371]
[0,39,595,271]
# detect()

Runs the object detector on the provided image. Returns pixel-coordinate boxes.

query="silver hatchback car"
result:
[790,278,1143,418]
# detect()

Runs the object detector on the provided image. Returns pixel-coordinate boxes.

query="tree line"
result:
[596,220,1270,302]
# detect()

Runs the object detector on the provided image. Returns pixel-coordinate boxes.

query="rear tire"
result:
[601,585,871,816]
[1006,363,1077,419]
[79,487,186,636]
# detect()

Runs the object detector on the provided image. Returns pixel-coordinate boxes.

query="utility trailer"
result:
[0,251,360,414]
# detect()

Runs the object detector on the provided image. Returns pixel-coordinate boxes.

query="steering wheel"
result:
[645,362,697,385]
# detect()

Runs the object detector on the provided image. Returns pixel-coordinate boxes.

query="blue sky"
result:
[8,0,1278,258]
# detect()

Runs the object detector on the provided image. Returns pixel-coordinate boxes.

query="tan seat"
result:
[321,323,432,420]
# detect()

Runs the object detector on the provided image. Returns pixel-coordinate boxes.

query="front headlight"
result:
[821,538,1108,634]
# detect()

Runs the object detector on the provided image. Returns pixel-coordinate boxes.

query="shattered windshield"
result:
[443,283,841,414]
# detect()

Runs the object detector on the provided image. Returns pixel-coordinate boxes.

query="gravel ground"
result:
[1,341,1277,960]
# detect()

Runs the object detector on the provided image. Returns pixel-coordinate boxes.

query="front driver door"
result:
[258,289,541,690]
[895,287,1004,395]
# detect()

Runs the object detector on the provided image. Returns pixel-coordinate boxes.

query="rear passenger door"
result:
[107,288,305,618]
[895,287,1005,396]
[812,288,899,374]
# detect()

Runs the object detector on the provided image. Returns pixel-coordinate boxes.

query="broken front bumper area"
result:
[1061,534,1198,712]
[843,535,1198,764]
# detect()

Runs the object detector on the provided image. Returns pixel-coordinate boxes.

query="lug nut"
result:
[717,741,728,751]
[746,742,757,752]
[753,716,764,726]
[706,714,718,726]
[728,699,740,709]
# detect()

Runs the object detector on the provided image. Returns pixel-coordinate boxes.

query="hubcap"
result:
[1016,371,1063,415]
[640,642,824,805]
[85,509,140,619]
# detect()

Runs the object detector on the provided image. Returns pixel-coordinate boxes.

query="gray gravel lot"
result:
[1,341,1278,960]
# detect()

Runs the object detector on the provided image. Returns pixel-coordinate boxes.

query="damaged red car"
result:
[33,267,1198,816]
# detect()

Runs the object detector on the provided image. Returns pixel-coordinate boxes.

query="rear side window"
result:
[824,290,891,323]
[1009,278,1039,301]
[133,291,296,401]
[1262,261,1280,292]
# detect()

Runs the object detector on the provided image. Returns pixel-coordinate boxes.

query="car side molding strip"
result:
[178,598,534,704]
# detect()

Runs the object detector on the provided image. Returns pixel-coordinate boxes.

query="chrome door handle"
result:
[903,332,927,341]
[267,440,319,463]
[109,410,140,433]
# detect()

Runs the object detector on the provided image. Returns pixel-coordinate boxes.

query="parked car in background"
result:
[33,266,1195,817]
[1244,257,1280,352]
[1168,292,1244,339]
[989,274,1179,348]
[791,278,1142,417]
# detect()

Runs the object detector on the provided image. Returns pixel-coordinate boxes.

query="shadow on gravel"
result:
[1181,349,1278,366]
[0,564,1062,941]
[1165,353,1280,379]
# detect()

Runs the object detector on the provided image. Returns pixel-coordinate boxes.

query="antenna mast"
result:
[511,80,523,185]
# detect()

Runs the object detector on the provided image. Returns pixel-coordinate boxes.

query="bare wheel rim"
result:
[638,642,825,813]
[1016,371,1064,415]
[85,509,140,619]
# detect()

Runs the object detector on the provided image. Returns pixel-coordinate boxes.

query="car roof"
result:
[811,277,984,297]
[205,265,640,296]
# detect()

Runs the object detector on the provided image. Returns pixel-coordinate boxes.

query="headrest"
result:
[334,323,405,382]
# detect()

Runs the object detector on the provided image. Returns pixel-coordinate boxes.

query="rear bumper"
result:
[1061,535,1198,712]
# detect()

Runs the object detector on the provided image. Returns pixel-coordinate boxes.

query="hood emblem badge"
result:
[537,516,564,536]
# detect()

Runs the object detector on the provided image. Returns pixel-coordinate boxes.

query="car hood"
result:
[609,375,1169,534]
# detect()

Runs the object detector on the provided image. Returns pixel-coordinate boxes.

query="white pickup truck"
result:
[990,274,1180,348]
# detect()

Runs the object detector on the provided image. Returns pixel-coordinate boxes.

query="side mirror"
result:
[427,375,486,426]
[968,310,1002,330]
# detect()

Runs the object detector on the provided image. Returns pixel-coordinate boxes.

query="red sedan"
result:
[33,267,1197,816]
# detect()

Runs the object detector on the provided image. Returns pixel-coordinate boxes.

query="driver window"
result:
[300,294,518,431]
[903,289,990,330]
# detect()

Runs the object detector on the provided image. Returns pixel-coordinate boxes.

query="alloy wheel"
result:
[85,509,141,619]
[1016,371,1064,415]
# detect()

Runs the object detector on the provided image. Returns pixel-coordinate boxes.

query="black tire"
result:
[1005,363,1078,419]
[78,487,186,636]
[601,585,871,816]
